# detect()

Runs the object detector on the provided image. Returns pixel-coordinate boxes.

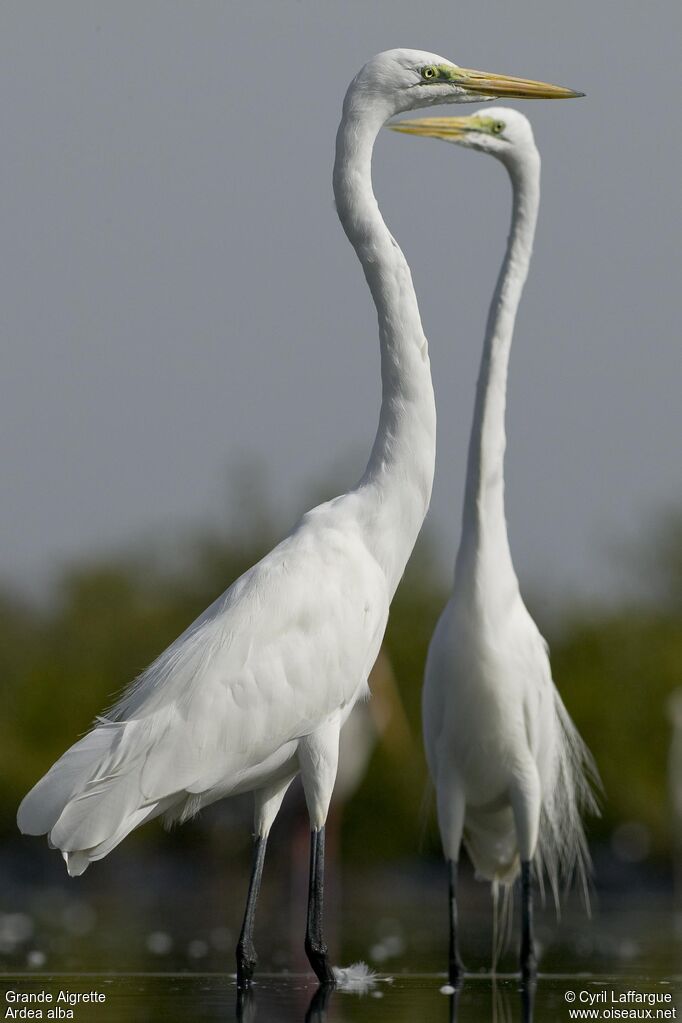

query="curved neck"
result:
[333,97,436,594]
[454,150,540,592]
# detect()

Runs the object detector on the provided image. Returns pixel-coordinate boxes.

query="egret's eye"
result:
[421,66,439,81]
[492,121,505,135]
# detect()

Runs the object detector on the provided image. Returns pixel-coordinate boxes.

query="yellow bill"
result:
[389,116,477,140]
[417,63,583,99]
[451,67,583,99]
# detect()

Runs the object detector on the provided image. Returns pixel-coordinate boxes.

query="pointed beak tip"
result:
[456,68,585,101]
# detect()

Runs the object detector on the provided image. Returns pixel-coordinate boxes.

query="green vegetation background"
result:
[1,478,680,866]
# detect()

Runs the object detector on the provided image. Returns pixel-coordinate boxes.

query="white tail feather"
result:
[484,692,600,967]
[62,797,175,876]
[535,692,601,914]
[17,726,120,836]
[17,711,188,872]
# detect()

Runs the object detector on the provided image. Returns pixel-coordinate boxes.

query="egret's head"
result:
[347,49,582,120]
[388,107,538,166]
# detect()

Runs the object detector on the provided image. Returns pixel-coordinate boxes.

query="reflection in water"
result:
[304,984,333,1023]
[236,977,376,1023]
[448,981,463,1022]
[0,974,678,1021]
[236,985,257,1023]
[521,978,536,1023]
[234,981,366,1023]
[492,980,512,1023]
[449,977,535,1023]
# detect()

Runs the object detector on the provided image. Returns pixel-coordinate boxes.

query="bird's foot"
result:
[448,955,466,986]
[236,940,258,988]
[520,949,537,984]
[305,939,336,987]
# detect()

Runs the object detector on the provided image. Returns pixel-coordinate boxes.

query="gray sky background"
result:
[0,0,679,604]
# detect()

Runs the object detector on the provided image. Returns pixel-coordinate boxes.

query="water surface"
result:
[1,972,680,1022]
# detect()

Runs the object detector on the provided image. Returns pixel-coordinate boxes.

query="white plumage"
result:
[20,516,390,871]
[392,108,597,980]
[18,49,579,985]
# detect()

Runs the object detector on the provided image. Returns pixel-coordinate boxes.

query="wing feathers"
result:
[17,517,387,871]
[17,726,120,836]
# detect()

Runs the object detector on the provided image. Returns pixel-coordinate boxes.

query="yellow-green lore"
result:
[389,114,507,141]
[419,64,583,99]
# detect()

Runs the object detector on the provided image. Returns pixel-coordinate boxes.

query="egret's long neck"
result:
[334,99,436,595]
[454,150,540,595]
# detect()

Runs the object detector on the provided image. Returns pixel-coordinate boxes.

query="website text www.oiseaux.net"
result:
[564,990,676,1020]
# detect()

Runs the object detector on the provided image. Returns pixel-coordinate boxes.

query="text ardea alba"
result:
[18,58,581,987]
[391,109,598,981]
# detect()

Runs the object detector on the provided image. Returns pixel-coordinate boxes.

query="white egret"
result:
[17,55,581,988]
[391,109,598,981]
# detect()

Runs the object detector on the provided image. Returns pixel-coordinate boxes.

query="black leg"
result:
[520,860,536,981]
[236,833,268,988]
[304,827,336,986]
[448,859,465,984]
